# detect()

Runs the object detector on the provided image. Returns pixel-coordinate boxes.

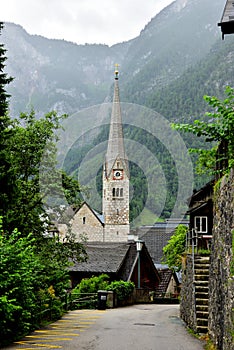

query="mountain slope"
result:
[121,0,224,104]
[1,0,225,117]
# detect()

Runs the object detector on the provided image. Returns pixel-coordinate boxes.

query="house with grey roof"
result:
[69,241,160,291]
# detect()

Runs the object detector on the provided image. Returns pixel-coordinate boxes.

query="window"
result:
[113,187,123,198]
[117,209,119,215]
[194,216,207,233]
[83,217,86,224]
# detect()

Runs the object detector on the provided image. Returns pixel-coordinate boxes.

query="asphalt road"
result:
[3,304,205,350]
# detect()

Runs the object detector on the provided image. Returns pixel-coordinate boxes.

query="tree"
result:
[0,22,13,118]
[2,110,83,238]
[172,86,234,175]
[162,224,187,271]
[0,22,15,220]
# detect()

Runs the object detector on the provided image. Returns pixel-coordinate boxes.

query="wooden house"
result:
[69,241,160,290]
[155,268,180,299]
[218,0,234,39]
[186,180,214,250]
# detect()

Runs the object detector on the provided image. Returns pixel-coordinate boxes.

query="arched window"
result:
[120,188,123,197]
[83,217,86,224]
[116,188,119,197]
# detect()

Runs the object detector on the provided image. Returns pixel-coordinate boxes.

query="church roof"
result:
[104,68,129,177]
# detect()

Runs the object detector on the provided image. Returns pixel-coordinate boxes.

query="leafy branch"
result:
[172,86,234,175]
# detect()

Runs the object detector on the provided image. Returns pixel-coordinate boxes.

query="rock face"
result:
[208,169,234,350]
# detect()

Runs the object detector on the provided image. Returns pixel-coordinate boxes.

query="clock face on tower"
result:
[113,170,123,180]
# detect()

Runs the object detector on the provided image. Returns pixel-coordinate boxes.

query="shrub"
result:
[107,281,135,301]
[72,274,110,295]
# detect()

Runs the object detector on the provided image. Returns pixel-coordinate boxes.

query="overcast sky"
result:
[1,0,174,46]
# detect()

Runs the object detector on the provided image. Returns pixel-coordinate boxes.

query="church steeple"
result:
[105,65,129,178]
[102,66,130,242]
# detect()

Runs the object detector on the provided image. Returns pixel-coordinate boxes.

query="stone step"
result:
[195,294,209,301]
[195,274,209,281]
[194,266,209,275]
[196,298,208,306]
[196,318,208,326]
[196,305,209,312]
[194,280,209,286]
[196,311,209,319]
[196,325,208,334]
[195,290,209,295]
[195,285,209,293]
[194,262,210,270]
[194,255,210,260]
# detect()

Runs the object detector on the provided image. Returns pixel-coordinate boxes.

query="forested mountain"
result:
[1,0,224,116]
[1,0,232,225]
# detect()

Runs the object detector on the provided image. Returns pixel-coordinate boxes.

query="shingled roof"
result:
[70,242,130,273]
[69,241,161,290]
[156,269,174,296]
[136,220,189,264]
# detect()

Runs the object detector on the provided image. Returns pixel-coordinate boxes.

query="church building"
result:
[102,66,130,242]
[59,66,130,243]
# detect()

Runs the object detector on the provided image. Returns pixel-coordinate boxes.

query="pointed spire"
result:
[105,65,128,177]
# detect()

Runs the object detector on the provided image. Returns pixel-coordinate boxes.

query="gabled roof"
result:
[70,242,130,273]
[187,180,214,213]
[218,0,234,39]
[138,226,177,264]
[156,268,179,295]
[73,202,104,226]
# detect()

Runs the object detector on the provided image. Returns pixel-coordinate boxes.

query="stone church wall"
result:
[208,169,234,350]
[71,204,104,242]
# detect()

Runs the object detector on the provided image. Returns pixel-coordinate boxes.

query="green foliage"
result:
[0,217,74,346]
[197,249,210,256]
[72,274,109,295]
[0,22,13,118]
[0,222,39,345]
[162,224,187,271]
[71,275,135,305]
[0,29,86,345]
[172,86,234,175]
[107,280,135,301]
[0,22,15,224]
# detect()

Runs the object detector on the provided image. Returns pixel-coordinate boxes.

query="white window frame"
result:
[194,216,208,233]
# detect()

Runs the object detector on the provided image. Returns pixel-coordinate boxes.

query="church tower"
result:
[103,66,130,242]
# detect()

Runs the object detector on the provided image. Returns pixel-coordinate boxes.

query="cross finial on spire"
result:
[115,63,119,80]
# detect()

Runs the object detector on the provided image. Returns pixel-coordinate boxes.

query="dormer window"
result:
[194,216,207,233]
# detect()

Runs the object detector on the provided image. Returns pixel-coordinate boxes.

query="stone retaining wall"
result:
[180,255,196,331]
[208,169,234,350]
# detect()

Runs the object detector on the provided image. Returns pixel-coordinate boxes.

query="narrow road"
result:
[3,304,205,350]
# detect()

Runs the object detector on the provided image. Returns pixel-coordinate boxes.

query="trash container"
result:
[97,290,108,310]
